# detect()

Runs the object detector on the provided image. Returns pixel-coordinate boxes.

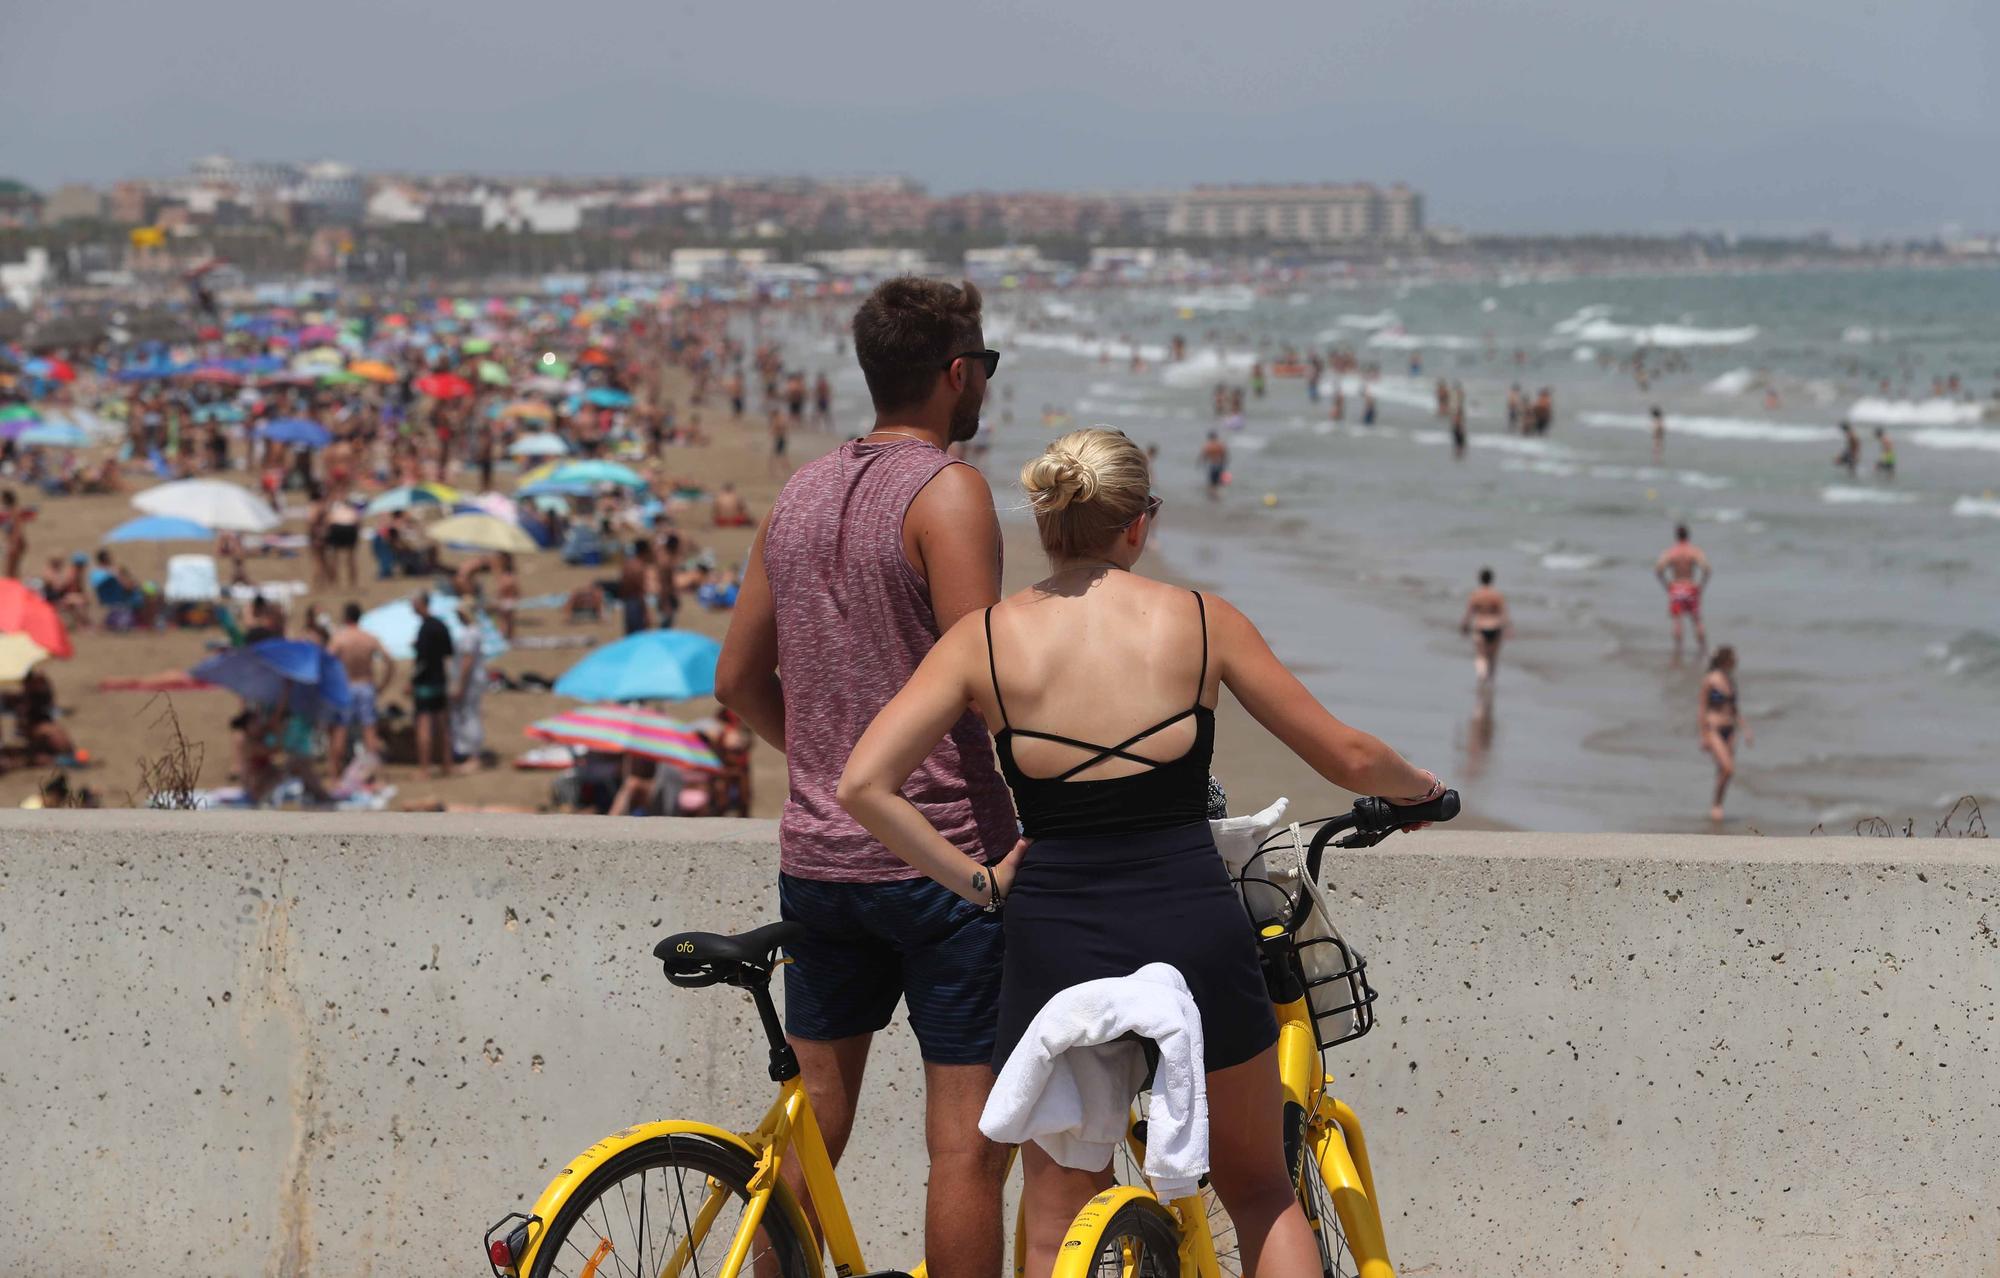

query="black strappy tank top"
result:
[986,591,1216,840]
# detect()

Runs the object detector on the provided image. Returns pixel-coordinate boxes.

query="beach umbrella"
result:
[348,358,399,383]
[461,337,494,356]
[0,580,74,658]
[0,418,41,441]
[525,493,571,514]
[362,482,459,517]
[25,356,77,383]
[192,404,245,423]
[188,367,245,385]
[507,431,570,457]
[546,459,646,490]
[553,630,720,702]
[133,479,282,532]
[501,399,554,422]
[0,405,39,423]
[578,349,613,366]
[427,512,538,554]
[476,359,510,387]
[526,705,722,772]
[17,421,89,448]
[0,633,50,683]
[103,514,214,544]
[317,369,367,386]
[258,418,332,449]
[292,346,345,370]
[520,375,567,396]
[536,355,572,379]
[358,594,509,660]
[583,387,633,409]
[189,639,350,721]
[414,372,474,400]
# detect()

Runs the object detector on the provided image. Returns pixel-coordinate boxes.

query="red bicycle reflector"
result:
[489,1238,514,1268]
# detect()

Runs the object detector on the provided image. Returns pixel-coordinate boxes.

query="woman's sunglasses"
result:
[942,349,1001,377]
[1127,494,1164,527]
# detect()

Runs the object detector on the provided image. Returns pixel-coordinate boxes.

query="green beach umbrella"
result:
[461,338,494,355]
[476,359,510,386]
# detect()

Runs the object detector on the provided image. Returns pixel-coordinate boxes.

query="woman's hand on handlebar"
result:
[1385,770,1448,831]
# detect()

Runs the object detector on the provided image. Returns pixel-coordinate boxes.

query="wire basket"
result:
[1231,829,1379,1051]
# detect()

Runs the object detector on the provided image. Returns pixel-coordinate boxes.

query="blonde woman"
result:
[840,427,1444,1278]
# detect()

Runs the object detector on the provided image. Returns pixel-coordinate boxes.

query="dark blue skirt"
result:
[993,821,1278,1074]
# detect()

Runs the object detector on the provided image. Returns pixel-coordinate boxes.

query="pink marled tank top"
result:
[763,438,1017,882]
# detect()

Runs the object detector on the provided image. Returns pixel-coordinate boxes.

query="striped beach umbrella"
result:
[525,706,722,773]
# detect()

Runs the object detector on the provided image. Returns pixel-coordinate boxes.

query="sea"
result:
[791,265,2000,834]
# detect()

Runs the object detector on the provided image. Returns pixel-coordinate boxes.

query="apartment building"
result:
[1167,183,1424,244]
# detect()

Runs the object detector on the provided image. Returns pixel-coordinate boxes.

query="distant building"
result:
[1168,183,1424,244]
[44,184,105,224]
[0,179,43,230]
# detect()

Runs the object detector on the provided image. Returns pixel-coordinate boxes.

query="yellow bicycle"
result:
[485,919,923,1278]
[1054,792,1459,1278]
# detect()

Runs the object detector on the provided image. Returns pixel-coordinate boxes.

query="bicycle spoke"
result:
[672,1157,706,1278]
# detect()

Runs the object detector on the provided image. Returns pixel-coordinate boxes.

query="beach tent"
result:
[164,555,222,603]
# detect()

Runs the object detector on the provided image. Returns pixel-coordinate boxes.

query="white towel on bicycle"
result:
[980,962,1207,1200]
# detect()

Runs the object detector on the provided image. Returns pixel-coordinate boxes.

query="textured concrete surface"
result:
[1,813,1995,1276]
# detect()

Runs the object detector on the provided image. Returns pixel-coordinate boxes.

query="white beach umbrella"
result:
[132,480,282,533]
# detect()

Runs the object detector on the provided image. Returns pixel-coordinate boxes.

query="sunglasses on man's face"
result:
[943,349,1000,378]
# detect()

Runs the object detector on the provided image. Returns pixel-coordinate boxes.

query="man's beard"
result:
[947,381,984,443]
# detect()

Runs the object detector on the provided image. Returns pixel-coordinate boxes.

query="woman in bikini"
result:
[839,427,1444,1278]
[1458,567,1511,686]
[1699,645,1750,824]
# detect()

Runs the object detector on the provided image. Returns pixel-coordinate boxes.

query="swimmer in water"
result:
[1458,568,1510,686]
[1654,523,1711,660]
[1450,388,1467,460]
[1199,431,1229,500]
[1650,405,1666,462]
[1698,645,1750,824]
[1873,427,1896,477]
[1834,421,1861,476]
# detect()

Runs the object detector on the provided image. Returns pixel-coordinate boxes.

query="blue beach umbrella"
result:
[546,460,646,490]
[17,421,89,448]
[190,639,350,721]
[507,431,571,457]
[259,418,333,449]
[357,594,510,660]
[553,629,721,702]
[583,387,633,409]
[103,515,215,544]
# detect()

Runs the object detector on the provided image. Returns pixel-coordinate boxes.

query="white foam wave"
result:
[1821,486,1917,505]
[1325,374,1437,411]
[1502,458,1584,479]
[1696,507,1748,524]
[1578,410,1831,444]
[1550,305,1615,335]
[1841,326,1875,344]
[1908,428,2000,453]
[1952,496,2000,519]
[1540,552,1607,572]
[1168,286,1258,313]
[1572,346,1598,362]
[1003,328,1173,365]
[1847,396,1987,426]
[1704,368,1757,395]
[1337,310,1399,331]
[1565,318,1760,348]
[1365,329,1482,351]
[1159,347,1259,388]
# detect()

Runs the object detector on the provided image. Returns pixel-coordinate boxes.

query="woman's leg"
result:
[1205,1046,1319,1278]
[1021,1141,1112,1278]
[1703,730,1735,822]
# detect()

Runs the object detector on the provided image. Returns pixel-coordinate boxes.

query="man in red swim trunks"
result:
[1654,523,1711,661]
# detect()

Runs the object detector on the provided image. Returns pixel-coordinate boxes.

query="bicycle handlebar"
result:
[1269,790,1460,933]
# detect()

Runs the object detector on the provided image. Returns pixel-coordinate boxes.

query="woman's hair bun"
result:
[1021,448,1099,513]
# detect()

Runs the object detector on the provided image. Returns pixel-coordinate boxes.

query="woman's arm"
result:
[1210,596,1439,801]
[838,617,1024,903]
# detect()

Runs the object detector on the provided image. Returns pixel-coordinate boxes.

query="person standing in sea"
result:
[1459,568,1511,686]
[1835,421,1861,476]
[717,277,1017,1278]
[1654,524,1712,661]
[1200,431,1230,498]
[1699,645,1750,824]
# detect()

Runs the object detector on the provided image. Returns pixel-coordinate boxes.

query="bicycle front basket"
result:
[1296,925,1377,1050]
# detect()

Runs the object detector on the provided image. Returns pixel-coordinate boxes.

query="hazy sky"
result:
[4,0,1994,234]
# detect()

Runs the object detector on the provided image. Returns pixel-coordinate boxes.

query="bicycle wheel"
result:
[1111,1140,1240,1277]
[1298,1141,1359,1278]
[1056,1195,1183,1278]
[525,1135,815,1278]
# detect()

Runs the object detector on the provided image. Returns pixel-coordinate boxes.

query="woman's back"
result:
[983,572,1214,838]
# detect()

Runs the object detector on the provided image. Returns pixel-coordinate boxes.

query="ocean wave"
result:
[1952,496,2000,519]
[1540,551,1608,571]
[1501,458,1584,479]
[1002,328,1173,365]
[1364,328,1484,351]
[1578,410,1831,444]
[1158,347,1259,387]
[1846,396,1987,426]
[1821,485,1917,505]
[1696,507,1748,524]
[1334,310,1400,332]
[1906,428,2000,454]
[1550,305,1615,335]
[1704,368,1757,395]
[1168,286,1258,313]
[1841,326,1876,344]
[1565,318,1761,347]
[1925,631,2000,681]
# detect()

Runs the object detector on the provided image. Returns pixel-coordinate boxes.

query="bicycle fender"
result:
[1052,1186,1175,1278]
[514,1121,822,1278]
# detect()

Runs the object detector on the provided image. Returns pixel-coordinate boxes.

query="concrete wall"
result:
[2,813,1994,1276]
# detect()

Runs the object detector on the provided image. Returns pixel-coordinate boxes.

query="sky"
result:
[3,0,1995,236]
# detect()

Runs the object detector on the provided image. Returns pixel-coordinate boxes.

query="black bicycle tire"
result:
[525,1135,815,1278]
[1071,1197,1184,1278]
[1297,1133,1359,1278]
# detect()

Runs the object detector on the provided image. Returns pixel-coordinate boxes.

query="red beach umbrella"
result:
[43,358,77,383]
[0,579,75,658]
[415,373,474,400]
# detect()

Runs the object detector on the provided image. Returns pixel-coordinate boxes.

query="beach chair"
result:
[92,574,143,632]
[164,555,222,623]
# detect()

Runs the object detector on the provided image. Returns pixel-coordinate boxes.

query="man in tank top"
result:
[718,276,1017,1278]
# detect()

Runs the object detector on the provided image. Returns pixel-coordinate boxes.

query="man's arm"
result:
[1697,550,1712,588]
[907,462,1003,635]
[1654,550,1672,589]
[716,521,786,749]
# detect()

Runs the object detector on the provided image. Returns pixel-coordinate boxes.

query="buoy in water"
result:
[1645,488,1659,501]
[1263,493,1278,507]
